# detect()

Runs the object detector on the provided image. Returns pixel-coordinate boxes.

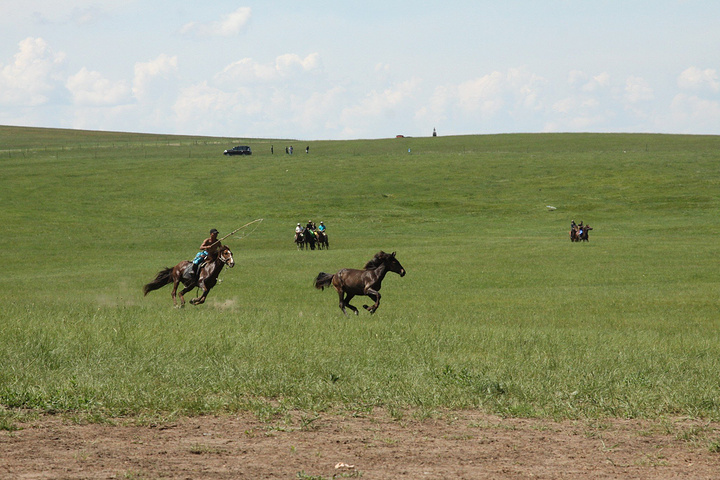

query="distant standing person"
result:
[271,145,274,154]
[306,146,309,154]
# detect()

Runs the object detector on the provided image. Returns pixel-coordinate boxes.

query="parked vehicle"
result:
[223,146,252,156]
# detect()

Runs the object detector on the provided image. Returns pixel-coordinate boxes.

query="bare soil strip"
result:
[2,412,720,479]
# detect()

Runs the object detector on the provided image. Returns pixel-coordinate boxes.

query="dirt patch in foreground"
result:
[2,412,719,479]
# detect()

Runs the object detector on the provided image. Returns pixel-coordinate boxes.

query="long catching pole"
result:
[210,218,263,248]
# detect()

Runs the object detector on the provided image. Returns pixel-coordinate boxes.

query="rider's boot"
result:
[191,262,199,280]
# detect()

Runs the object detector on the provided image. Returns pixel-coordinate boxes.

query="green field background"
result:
[1,126,719,422]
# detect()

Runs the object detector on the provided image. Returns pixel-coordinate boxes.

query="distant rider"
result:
[306,220,316,239]
[295,223,303,242]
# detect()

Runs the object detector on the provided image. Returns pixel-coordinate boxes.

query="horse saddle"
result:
[184,263,199,281]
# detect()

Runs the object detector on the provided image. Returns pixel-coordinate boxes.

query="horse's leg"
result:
[363,289,381,314]
[178,284,194,307]
[339,292,358,315]
[171,279,181,307]
[190,286,209,305]
[337,289,347,314]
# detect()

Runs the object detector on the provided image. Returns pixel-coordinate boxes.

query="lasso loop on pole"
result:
[210,218,264,248]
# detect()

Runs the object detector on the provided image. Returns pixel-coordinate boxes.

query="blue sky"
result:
[1,1,719,139]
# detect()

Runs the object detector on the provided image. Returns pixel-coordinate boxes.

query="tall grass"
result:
[1,127,719,421]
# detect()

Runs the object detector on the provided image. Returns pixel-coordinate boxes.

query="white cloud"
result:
[550,92,610,131]
[172,81,267,134]
[132,54,178,100]
[294,86,346,132]
[581,72,610,92]
[624,76,654,103]
[0,1,136,25]
[669,93,720,132]
[180,7,251,38]
[456,71,505,115]
[216,58,276,84]
[216,53,320,85]
[174,82,236,121]
[276,53,320,76]
[425,68,545,125]
[348,79,419,119]
[339,78,421,137]
[678,66,719,92]
[0,37,65,106]
[66,67,131,106]
[568,70,587,87]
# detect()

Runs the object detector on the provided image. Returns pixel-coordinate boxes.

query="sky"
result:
[1,1,719,140]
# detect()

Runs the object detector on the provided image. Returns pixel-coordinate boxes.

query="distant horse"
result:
[570,225,579,242]
[316,230,329,249]
[295,231,305,250]
[142,245,235,307]
[302,227,316,250]
[314,251,406,315]
[579,225,592,241]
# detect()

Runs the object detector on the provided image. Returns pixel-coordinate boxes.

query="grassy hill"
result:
[1,126,719,422]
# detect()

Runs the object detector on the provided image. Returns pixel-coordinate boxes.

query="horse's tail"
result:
[143,267,173,296]
[314,272,334,291]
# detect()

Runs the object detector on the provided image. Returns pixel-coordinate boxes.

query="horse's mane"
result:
[363,251,389,270]
[207,245,230,261]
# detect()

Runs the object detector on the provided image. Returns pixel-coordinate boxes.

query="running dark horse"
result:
[142,245,235,307]
[314,251,406,315]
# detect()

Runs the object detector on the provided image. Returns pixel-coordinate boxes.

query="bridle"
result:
[218,248,234,267]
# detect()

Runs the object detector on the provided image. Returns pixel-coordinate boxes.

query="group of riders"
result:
[295,220,329,249]
[570,220,592,242]
[186,220,329,282]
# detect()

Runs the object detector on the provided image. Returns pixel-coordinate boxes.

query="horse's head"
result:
[369,251,406,277]
[388,251,406,277]
[218,246,235,268]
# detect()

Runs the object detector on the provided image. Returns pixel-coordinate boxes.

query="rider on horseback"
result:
[306,220,316,239]
[318,221,326,234]
[192,228,222,279]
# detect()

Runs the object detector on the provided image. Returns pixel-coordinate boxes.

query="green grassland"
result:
[1,126,719,423]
